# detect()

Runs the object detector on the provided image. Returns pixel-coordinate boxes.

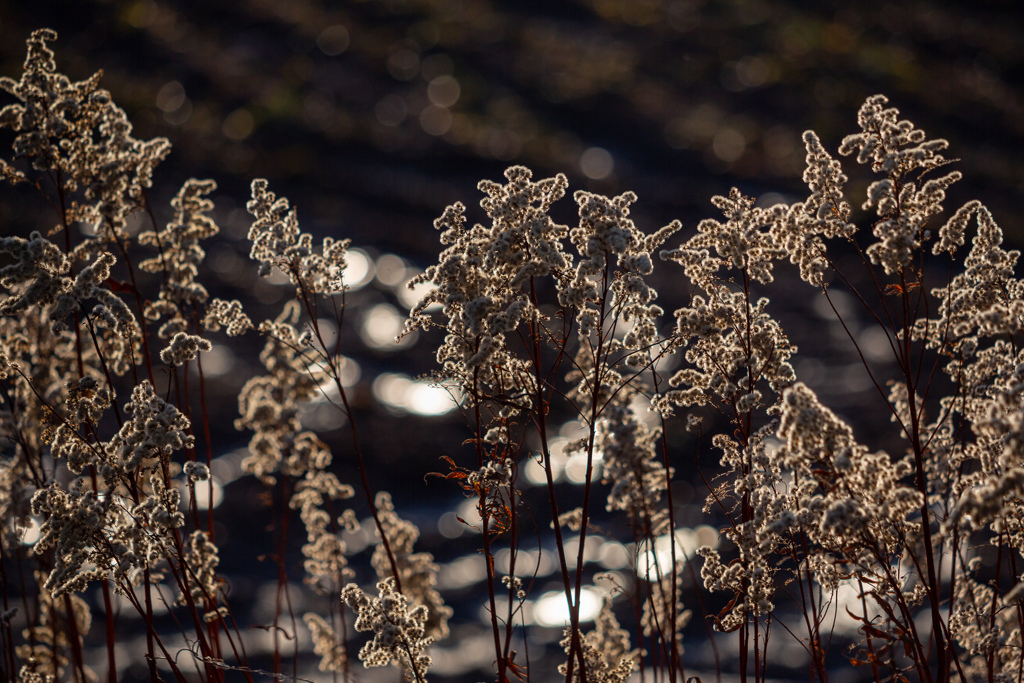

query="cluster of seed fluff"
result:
[654,288,795,415]
[0,231,69,322]
[369,492,451,641]
[558,597,639,683]
[695,425,783,630]
[159,331,211,367]
[555,506,585,531]
[246,179,350,294]
[32,466,184,597]
[34,377,195,595]
[15,572,93,683]
[107,381,194,476]
[341,577,433,682]
[918,198,1024,681]
[923,204,1022,350]
[477,165,572,289]
[948,565,1024,678]
[0,310,79,545]
[139,178,219,338]
[404,167,571,407]
[47,376,111,474]
[662,188,783,290]
[840,94,950,175]
[234,301,322,483]
[941,346,1024,536]
[303,613,349,673]
[910,170,1024,586]
[776,383,922,543]
[754,382,927,634]
[290,463,356,596]
[177,529,221,610]
[0,239,140,381]
[568,189,678,354]
[29,480,119,595]
[658,181,796,419]
[699,528,773,633]
[0,29,169,242]
[465,457,514,488]
[202,298,253,337]
[597,389,670,535]
[640,561,692,650]
[234,297,361,631]
[836,94,958,275]
[0,232,138,352]
[769,131,855,286]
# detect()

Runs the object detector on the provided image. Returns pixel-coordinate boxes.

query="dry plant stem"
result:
[182,554,253,679]
[875,545,931,680]
[562,265,613,680]
[272,477,301,679]
[178,364,206,531]
[572,261,610,679]
[338,605,351,683]
[644,544,671,675]
[501,483,520,672]
[471,379,508,683]
[117,192,166,386]
[526,283,588,683]
[123,570,189,683]
[297,280,404,593]
[143,568,160,681]
[856,577,883,683]
[888,271,946,679]
[88,466,119,683]
[794,529,826,681]
[82,316,124,425]
[15,551,36,672]
[653,399,684,681]
[273,479,288,677]
[737,268,755,683]
[194,312,217,538]
[59,592,86,683]
[988,530,1005,680]
[164,517,225,681]
[0,539,14,680]
[191,347,226,656]
[999,535,1021,675]
[57,172,89,683]
[324,496,351,683]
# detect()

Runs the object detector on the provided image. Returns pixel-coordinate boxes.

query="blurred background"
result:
[2,0,1023,680]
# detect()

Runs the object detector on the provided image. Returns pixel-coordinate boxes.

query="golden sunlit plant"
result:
[2,28,1023,683]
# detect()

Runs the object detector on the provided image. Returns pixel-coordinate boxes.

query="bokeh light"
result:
[580,147,614,180]
[532,587,603,627]
[372,372,458,416]
[316,25,349,56]
[360,304,413,350]
[344,248,374,290]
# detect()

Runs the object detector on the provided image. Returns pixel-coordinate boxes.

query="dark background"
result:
[2,1,1022,681]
